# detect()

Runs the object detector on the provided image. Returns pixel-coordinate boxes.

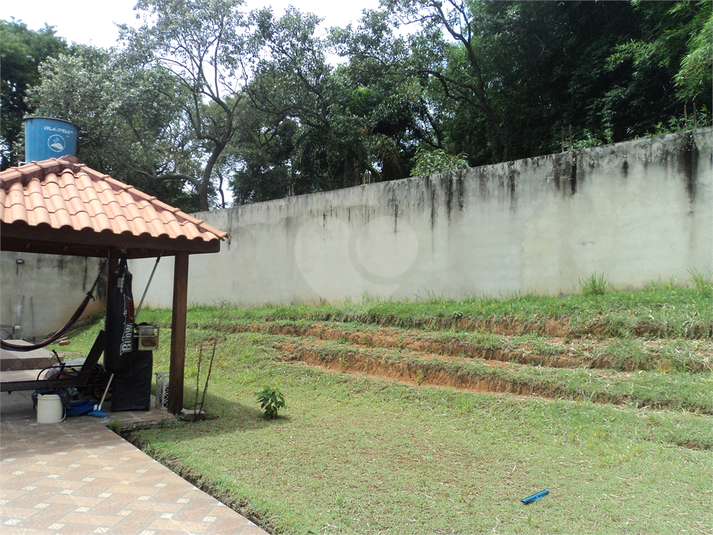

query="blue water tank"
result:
[24,117,78,162]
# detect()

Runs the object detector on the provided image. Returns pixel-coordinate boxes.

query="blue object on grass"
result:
[521,489,549,504]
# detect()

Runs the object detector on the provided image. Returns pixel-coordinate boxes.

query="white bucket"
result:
[36,394,64,424]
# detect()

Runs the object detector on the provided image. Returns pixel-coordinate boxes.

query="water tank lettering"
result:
[43,126,74,135]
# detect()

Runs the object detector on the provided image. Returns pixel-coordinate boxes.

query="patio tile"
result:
[108,515,154,534]
[147,517,214,532]
[1,392,269,535]
[12,507,67,530]
[0,506,37,519]
[127,500,185,513]
[58,511,123,527]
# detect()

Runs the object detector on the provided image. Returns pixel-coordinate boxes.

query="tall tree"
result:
[674,1,712,104]
[29,46,202,211]
[240,6,431,199]
[447,1,642,157]
[229,107,298,204]
[378,0,506,161]
[352,0,708,167]
[0,19,68,169]
[608,0,712,131]
[120,0,255,210]
[247,7,361,190]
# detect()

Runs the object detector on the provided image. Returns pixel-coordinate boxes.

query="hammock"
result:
[1,260,107,352]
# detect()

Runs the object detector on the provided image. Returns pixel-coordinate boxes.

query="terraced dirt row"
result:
[228,321,713,414]
[228,321,713,372]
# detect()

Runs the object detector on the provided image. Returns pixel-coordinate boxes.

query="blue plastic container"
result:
[24,117,78,162]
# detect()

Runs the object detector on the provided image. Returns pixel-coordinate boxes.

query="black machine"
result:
[112,349,153,411]
[105,255,160,412]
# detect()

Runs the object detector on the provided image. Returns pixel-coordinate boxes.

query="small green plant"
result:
[410,147,469,177]
[257,386,286,420]
[646,276,679,291]
[416,369,424,385]
[579,272,610,296]
[689,268,712,292]
[649,105,711,136]
[571,128,613,150]
[107,418,122,434]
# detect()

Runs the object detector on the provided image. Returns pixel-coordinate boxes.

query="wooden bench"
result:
[1,331,107,394]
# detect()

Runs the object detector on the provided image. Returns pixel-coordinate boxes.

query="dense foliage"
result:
[0,20,68,169]
[2,0,710,210]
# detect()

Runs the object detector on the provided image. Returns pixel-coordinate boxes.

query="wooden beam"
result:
[168,252,189,414]
[0,223,222,258]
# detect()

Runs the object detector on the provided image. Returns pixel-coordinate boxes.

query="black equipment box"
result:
[112,350,153,411]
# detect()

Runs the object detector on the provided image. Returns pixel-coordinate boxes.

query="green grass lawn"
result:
[54,285,713,534]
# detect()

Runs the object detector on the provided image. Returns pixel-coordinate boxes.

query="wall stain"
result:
[456,172,465,213]
[681,131,699,202]
[478,169,489,201]
[388,190,399,232]
[442,171,466,216]
[424,176,437,230]
[444,173,454,220]
[552,152,577,196]
[507,162,518,209]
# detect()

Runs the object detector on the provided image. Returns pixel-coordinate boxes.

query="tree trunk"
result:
[198,142,226,211]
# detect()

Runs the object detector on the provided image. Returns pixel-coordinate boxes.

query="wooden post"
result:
[168,252,189,414]
[104,249,119,333]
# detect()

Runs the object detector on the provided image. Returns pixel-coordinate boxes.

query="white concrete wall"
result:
[130,128,712,308]
[2,128,710,334]
[0,254,105,339]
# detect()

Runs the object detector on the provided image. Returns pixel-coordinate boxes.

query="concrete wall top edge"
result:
[193,128,712,223]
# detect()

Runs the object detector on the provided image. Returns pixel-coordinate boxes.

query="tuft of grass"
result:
[645,276,680,291]
[579,272,610,296]
[689,268,713,292]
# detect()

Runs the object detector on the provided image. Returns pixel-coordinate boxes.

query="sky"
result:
[4,0,382,205]
[4,0,380,49]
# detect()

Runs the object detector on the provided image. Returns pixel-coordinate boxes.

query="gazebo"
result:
[0,156,228,413]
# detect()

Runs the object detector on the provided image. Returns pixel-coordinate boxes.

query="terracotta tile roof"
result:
[0,156,228,254]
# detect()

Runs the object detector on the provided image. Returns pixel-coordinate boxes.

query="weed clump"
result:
[579,272,610,296]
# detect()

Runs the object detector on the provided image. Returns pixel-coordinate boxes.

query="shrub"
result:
[257,386,286,420]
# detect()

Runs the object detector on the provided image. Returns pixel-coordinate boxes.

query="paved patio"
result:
[0,391,269,534]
